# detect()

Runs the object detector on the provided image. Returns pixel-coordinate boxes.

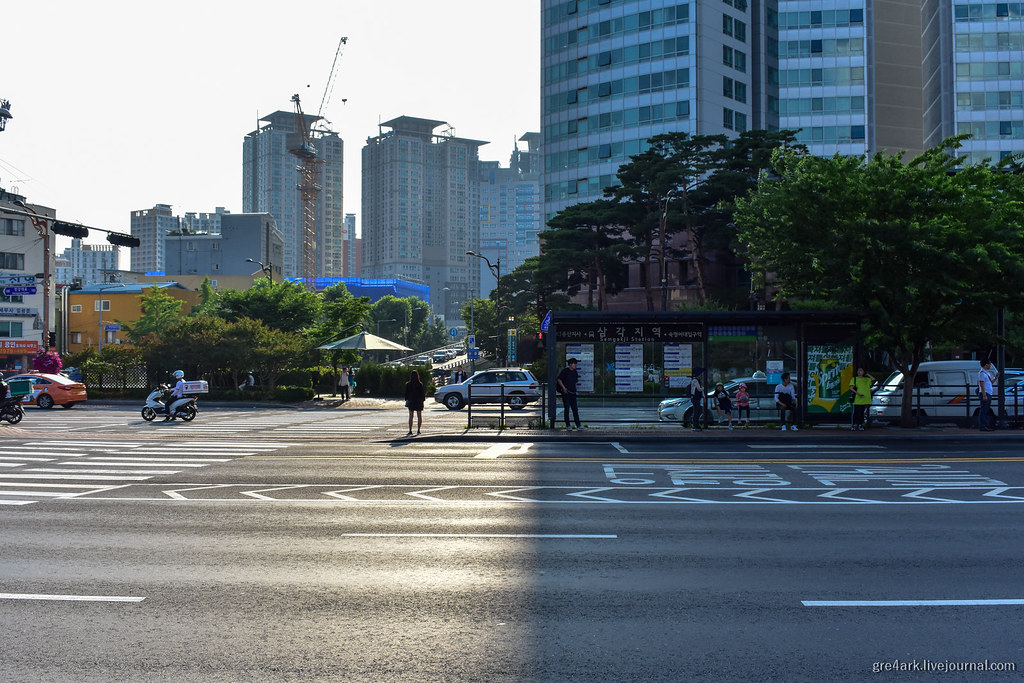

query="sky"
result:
[1,0,540,262]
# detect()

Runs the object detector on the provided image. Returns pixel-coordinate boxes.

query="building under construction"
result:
[242,111,345,281]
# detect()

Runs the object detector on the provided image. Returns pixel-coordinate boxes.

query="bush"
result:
[271,385,315,403]
[353,362,435,397]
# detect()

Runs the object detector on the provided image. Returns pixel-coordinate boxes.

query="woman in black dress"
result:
[404,370,426,436]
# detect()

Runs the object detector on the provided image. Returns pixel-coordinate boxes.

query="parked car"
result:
[658,375,798,426]
[434,368,541,410]
[869,361,1024,427]
[6,372,88,409]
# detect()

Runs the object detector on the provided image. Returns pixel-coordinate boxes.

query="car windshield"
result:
[881,371,903,391]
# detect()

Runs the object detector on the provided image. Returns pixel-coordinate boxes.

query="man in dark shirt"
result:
[556,358,582,430]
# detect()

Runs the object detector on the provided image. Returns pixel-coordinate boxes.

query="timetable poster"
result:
[663,343,693,388]
[564,343,594,392]
[614,343,644,392]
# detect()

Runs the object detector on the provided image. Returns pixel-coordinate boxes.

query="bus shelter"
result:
[545,310,863,428]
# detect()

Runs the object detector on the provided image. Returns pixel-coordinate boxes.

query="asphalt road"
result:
[1,407,1022,681]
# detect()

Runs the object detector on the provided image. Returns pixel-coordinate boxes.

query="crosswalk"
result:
[0,440,296,506]
[4,409,392,437]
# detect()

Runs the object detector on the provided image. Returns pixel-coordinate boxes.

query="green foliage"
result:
[370,295,434,351]
[212,279,322,333]
[354,362,435,398]
[119,286,184,342]
[734,136,1024,424]
[271,385,315,403]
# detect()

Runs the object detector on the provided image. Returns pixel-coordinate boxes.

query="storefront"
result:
[0,339,42,372]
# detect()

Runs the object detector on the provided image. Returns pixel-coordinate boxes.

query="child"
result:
[735,382,751,427]
[715,382,734,430]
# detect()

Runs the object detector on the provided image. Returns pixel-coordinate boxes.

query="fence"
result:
[466,383,547,429]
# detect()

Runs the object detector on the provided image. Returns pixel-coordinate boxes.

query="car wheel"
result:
[142,407,157,422]
[443,393,465,410]
[61,402,77,409]
[508,394,526,409]
[36,394,54,409]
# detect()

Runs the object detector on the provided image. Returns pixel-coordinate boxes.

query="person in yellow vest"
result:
[849,367,876,431]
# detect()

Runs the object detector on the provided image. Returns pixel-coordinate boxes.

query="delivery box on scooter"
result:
[181,380,209,394]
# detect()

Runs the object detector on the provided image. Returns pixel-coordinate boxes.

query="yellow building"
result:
[63,282,199,353]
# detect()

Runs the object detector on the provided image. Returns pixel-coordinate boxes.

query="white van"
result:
[869,360,1007,426]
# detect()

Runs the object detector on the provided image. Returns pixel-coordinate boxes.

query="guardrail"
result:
[466,382,547,429]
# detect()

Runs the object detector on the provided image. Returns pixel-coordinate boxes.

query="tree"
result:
[213,280,321,333]
[119,286,185,343]
[609,132,726,308]
[542,199,631,310]
[734,137,1024,426]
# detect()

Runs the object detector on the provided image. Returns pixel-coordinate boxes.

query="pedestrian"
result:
[690,367,705,431]
[349,368,357,396]
[338,366,350,401]
[237,371,255,391]
[556,357,582,430]
[452,366,467,384]
[404,370,425,436]
[735,383,751,427]
[775,372,798,431]
[978,359,998,431]
[848,367,876,431]
[715,382,734,430]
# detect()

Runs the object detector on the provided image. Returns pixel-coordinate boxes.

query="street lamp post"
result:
[466,251,503,365]
[97,283,125,353]
[245,258,273,280]
[405,306,426,347]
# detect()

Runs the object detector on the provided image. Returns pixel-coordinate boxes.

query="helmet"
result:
[172,370,185,379]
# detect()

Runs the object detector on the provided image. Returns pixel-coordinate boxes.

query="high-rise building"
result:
[477,134,543,299]
[362,116,485,320]
[54,238,119,287]
[343,213,360,278]
[242,111,344,280]
[129,203,177,273]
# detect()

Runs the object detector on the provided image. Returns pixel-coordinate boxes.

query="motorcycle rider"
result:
[164,370,186,421]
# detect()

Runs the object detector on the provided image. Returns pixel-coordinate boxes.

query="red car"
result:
[6,372,88,409]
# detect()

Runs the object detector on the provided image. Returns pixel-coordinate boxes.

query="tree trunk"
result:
[643,243,656,311]
[690,225,708,304]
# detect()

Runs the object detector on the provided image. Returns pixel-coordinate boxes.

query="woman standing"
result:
[338,366,350,401]
[404,370,426,436]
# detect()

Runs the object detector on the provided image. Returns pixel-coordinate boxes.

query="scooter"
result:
[141,385,198,422]
[0,395,24,425]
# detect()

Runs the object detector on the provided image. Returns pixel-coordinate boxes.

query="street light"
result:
[466,250,503,364]
[405,306,426,347]
[246,258,273,280]
[376,318,396,336]
[97,283,125,353]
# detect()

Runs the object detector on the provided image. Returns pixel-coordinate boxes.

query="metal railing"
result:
[466,382,547,429]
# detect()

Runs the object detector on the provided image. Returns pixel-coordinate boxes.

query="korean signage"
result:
[0,340,41,354]
[564,343,594,392]
[557,322,704,344]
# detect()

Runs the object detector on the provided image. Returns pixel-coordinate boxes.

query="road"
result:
[1,406,1022,680]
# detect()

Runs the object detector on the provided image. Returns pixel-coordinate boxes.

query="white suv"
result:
[434,368,541,410]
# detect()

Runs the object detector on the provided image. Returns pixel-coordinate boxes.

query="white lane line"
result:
[803,599,1024,607]
[342,533,618,538]
[0,593,145,603]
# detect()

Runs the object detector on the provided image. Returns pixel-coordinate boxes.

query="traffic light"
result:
[106,232,141,247]
[50,221,89,238]
[47,332,56,347]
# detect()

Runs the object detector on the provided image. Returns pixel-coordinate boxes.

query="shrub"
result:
[271,385,315,403]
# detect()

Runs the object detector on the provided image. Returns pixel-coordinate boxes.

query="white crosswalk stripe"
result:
[0,440,296,505]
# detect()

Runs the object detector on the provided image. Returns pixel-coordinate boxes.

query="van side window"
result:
[934,371,967,391]
[913,373,930,388]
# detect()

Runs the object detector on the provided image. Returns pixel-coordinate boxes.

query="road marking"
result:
[341,533,617,538]
[0,593,145,602]
[611,442,629,454]
[475,443,534,459]
[748,444,887,450]
[803,599,1024,607]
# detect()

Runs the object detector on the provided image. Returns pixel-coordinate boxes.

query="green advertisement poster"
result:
[806,344,854,414]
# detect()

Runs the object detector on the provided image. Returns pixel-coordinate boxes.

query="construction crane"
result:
[289,36,348,289]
